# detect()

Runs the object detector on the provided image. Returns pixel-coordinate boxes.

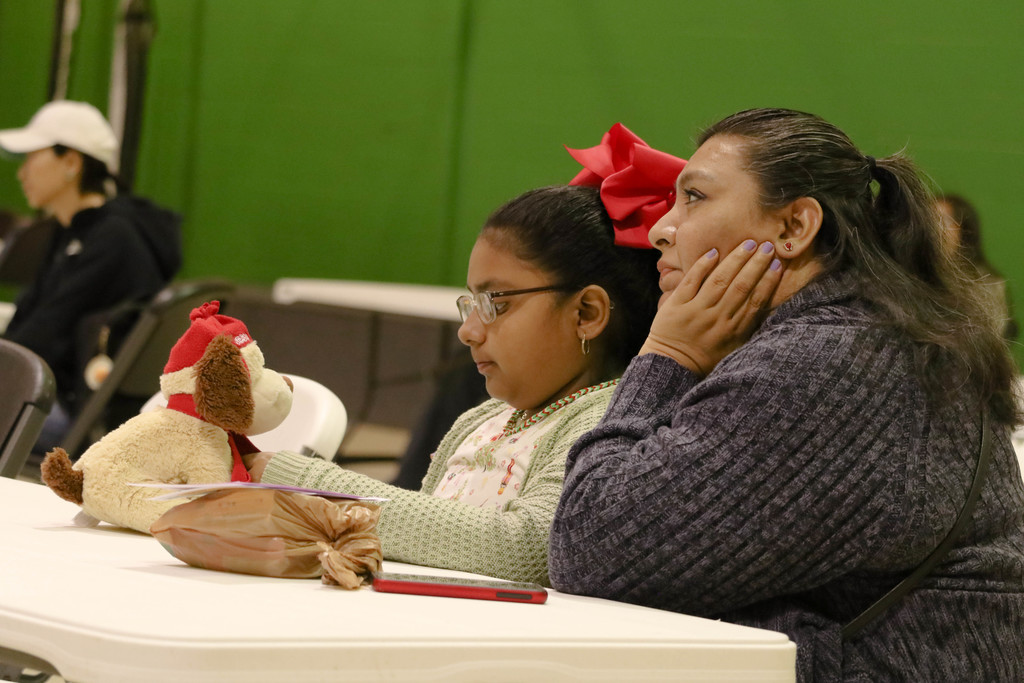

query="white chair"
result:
[1014,377,1024,481]
[1013,427,1024,480]
[141,374,347,460]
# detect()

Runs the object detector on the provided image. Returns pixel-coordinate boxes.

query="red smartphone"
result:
[372,572,548,604]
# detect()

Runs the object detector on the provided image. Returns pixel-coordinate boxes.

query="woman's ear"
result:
[58,149,84,182]
[775,196,823,259]
[574,285,612,341]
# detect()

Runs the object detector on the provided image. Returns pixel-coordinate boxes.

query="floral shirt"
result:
[432,406,561,508]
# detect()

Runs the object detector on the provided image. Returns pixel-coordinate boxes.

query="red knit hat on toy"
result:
[159,300,260,483]
[163,301,253,377]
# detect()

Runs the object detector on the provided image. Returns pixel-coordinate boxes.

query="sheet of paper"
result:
[128,481,389,502]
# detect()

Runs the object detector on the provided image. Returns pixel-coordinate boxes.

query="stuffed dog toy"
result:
[41,301,293,533]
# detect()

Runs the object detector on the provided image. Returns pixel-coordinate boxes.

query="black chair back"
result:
[0,216,57,287]
[0,340,56,478]
[59,279,235,457]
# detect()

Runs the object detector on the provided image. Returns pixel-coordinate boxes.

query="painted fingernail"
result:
[770,258,782,271]
[705,248,718,259]
[760,241,774,254]
[742,239,756,251]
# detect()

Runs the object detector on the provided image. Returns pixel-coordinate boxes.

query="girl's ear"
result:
[575,285,612,341]
[774,196,823,259]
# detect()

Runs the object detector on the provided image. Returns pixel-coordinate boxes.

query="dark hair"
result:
[936,193,1018,341]
[699,108,1018,425]
[482,185,660,378]
[52,144,118,195]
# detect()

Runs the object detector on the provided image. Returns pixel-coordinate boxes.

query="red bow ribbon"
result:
[566,123,687,249]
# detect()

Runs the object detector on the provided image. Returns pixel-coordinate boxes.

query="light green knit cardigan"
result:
[260,384,616,585]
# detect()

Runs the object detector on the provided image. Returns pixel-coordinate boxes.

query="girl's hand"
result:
[640,239,783,375]
[242,452,274,482]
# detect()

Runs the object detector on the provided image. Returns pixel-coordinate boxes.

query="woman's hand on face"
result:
[242,452,274,483]
[640,239,784,375]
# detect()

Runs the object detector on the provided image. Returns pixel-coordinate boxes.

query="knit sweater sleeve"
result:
[550,320,924,617]
[261,387,615,585]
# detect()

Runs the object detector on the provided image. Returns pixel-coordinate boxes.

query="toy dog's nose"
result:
[283,375,294,392]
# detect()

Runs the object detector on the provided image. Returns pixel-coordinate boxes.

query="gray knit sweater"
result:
[550,273,1024,681]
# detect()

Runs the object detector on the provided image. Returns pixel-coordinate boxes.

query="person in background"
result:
[0,100,182,447]
[935,192,1018,340]
[549,108,1024,680]
[247,157,673,584]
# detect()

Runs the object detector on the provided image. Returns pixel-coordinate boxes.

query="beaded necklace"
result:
[502,379,619,437]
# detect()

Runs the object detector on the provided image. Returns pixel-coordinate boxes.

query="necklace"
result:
[502,379,619,437]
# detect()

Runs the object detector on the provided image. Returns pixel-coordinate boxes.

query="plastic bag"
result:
[150,488,382,589]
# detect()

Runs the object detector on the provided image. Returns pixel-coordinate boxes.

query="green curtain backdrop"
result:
[1,0,1021,360]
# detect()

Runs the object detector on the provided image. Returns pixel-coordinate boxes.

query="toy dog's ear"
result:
[193,334,254,433]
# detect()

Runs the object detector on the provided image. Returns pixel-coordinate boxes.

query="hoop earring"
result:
[580,332,591,356]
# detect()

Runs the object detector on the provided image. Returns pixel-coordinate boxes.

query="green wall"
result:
[2,0,1022,357]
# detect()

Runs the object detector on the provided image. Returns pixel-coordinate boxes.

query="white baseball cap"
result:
[0,100,119,173]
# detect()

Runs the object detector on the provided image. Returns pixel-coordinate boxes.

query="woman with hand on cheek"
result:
[550,108,1024,681]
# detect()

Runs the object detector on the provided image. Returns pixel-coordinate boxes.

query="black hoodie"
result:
[4,194,182,406]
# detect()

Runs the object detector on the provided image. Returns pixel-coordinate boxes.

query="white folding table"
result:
[271,278,465,321]
[0,477,795,682]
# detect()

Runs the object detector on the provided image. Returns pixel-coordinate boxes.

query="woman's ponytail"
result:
[699,108,1020,425]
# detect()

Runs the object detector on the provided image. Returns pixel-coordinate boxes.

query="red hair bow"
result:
[567,123,687,249]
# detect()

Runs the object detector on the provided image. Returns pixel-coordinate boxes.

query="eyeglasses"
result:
[456,286,573,324]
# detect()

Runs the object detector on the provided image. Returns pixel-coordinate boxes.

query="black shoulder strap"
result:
[842,410,993,640]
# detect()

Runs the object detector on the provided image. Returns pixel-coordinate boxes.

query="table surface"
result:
[271,278,466,322]
[0,477,795,683]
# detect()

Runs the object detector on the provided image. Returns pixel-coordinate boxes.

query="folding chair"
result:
[0,340,56,479]
[0,215,56,287]
[1014,376,1024,481]
[59,279,235,457]
[140,374,348,460]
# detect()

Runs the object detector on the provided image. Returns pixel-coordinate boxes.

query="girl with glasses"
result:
[246,181,663,585]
